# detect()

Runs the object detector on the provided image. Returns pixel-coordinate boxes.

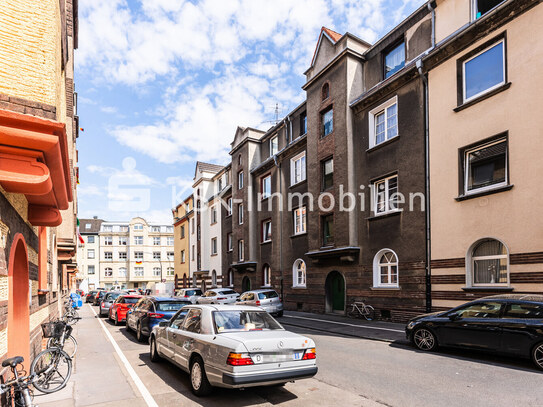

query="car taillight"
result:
[184,294,189,297]
[227,352,254,366]
[148,313,165,318]
[217,297,226,300]
[255,300,261,306]
[302,348,316,360]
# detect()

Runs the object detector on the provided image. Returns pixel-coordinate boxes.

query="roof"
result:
[323,26,342,42]
[150,296,191,302]
[196,161,224,173]
[481,294,543,303]
[79,218,104,234]
[310,26,343,68]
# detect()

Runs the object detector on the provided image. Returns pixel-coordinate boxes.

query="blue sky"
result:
[75,0,424,223]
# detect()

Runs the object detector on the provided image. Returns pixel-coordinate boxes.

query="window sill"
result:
[289,179,307,189]
[290,232,307,238]
[367,210,402,221]
[455,184,513,201]
[370,286,401,291]
[210,254,218,257]
[462,286,513,292]
[454,82,511,112]
[291,286,307,290]
[366,135,399,153]
[261,240,272,245]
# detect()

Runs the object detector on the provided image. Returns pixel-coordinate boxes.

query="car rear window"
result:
[124,297,140,304]
[213,310,283,333]
[258,291,279,300]
[107,293,121,301]
[220,290,237,295]
[504,303,543,319]
[157,302,190,311]
[186,290,202,296]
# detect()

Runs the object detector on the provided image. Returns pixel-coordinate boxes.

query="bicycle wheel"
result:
[47,335,78,358]
[362,305,376,321]
[347,306,358,318]
[31,348,72,394]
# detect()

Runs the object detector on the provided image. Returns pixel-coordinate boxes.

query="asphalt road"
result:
[48,304,543,407]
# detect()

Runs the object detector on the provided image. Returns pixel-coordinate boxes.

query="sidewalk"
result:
[34,305,147,407]
[281,311,408,344]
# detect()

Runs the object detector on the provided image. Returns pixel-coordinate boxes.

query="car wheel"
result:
[531,342,543,370]
[136,323,145,343]
[114,312,120,326]
[276,311,284,317]
[190,356,212,396]
[150,337,162,362]
[413,327,438,351]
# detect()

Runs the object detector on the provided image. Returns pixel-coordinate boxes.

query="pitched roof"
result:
[79,218,104,234]
[322,27,342,42]
[196,161,224,174]
[310,26,344,68]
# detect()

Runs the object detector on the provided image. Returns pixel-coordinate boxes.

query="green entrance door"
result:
[242,276,251,292]
[330,272,345,311]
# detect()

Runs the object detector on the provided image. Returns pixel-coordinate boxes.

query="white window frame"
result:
[263,265,271,287]
[238,203,244,225]
[228,269,234,287]
[152,226,160,233]
[104,236,112,246]
[227,198,232,216]
[238,240,244,262]
[372,249,399,288]
[292,259,306,288]
[167,236,174,246]
[463,138,508,195]
[85,223,91,230]
[134,236,143,245]
[153,251,161,260]
[153,267,161,277]
[290,151,306,185]
[87,249,95,259]
[119,236,127,246]
[293,206,307,235]
[119,267,127,277]
[133,223,143,230]
[118,252,127,260]
[471,0,505,21]
[369,96,398,149]
[134,267,144,277]
[88,265,95,275]
[227,233,233,252]
[270,135,278,156]
[153,236,160,246]
[181,250,186,263]
[261,175,271,199]
[211,237,218,255]
[462,39,506,103]
[466,238,510,287]
[211,206,217,224]
[134,251,143,261]
[104,251,112,260]
[262,219,272,243]
[87,235,95,244]
[212,270,217,286]
[238,171,244,189]
[372,174,400,215]
[104,267,113,277]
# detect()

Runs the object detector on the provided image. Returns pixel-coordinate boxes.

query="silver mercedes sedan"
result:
[149,304,318,396]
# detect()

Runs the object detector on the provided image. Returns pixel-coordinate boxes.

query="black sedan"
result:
[406,294,543,370]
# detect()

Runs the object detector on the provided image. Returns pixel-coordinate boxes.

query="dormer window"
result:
[384,41,405,79]
[322,83,330,101]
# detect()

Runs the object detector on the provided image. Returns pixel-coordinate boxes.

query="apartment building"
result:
[173,195,193,288]
[98,217,174,290]
[0,0,79,364]
[77,217,104,291]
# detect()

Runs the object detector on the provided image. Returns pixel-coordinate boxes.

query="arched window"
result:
[228,269,234,287]
[212,270,217,287]
[322,83,330,101]
[119,267,127,277]
[373,249,398,288]
[263,264,271,287]
[468,238,509,286]
[105,267,113,277]
[293,259,306,287]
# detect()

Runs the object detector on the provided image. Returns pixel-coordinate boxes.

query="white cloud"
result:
[100,106,118,114]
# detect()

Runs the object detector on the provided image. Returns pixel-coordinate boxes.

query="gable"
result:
[312,34,338,75]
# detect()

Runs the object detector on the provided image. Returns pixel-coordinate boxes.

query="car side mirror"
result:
[159,321,169,327]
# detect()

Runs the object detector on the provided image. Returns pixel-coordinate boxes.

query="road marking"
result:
[283,315,404,333]
[89,305,159,407]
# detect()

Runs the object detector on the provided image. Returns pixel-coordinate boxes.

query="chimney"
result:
[93,216,98,219]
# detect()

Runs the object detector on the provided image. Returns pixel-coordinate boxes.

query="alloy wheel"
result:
[413,328,436,351]
[533,343,543,369]
[191,362,202,390]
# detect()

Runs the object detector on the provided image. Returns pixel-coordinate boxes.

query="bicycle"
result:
[63,298,80,323]
[347,300,376,320]
[45,319,79,358]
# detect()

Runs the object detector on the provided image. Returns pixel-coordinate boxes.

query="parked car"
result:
[126,297,192,342]
[86,290,98,303]
[197,288,239,304]
[175,288,203,304]
[406,294,543,370]
[99,291,126,317]
[236,289,283,317]
[150,304,318,396]
[108,295,142,325]
[93,290,108,306]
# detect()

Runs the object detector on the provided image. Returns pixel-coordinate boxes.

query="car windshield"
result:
[124,297,140,304]
[213,310,283,333]
[106,293,121,301]
[157,302,190,311]
[258,291,279,300]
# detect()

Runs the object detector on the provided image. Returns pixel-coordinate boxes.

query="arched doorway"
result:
[325,271,345,314]
[8,234,30,362]
[242,276,251,293]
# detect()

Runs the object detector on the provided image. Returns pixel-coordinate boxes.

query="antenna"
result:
[257,103,284,127]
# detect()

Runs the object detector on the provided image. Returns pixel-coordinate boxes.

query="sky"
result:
[75,0,425,224]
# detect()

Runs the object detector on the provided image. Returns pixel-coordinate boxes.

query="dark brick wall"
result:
[0,93,56,120]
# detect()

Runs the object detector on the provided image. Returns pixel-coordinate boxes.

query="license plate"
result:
[293,352,303,360]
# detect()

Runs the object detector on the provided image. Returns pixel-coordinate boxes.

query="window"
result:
[166,267,174,277]
[469,238,508,286]
[322,214,334,246]
[227,233,233,252]
[211,206,217,224]
[227,198,232,216]
[261,175,271,199]
[119,267,127,277]
[119,236,127,245]
[85,223,91,230]
[293,259,306,287]
[180,225,185,239]
[322,83,330,100]
[119,252,127,260]
[134,236,143,245]
[134,267,144,277]
[322,107,333,137]
[462,39,505,102]
[181,250,186,263]
[300,111,307,136]
[373,249,399,287]
[384,41,405,78]
[218,178,223,191]
[134,251,143,261]
[293,206,306,235]
[153,251,161,260]
[238,154,242,165]
[211,237,218,255]
[452,302,503,319]
[238,240,244,262]
[87,249,95,259]
[167,236,174,246]
[238,203,244,225]
[322,157,333,190]
[153,236,160,245]
[290,151,306,185]
[473,0,504,20]
[228,269,234,286]
[238,171,244,189]
[133,223,143,230]
[191,245,195,261]
[262,219,272,243]
[87,235,95,243]
[104,252,112,260]
[373,175,399,215]
[369,97,398,148]
[104,236,112,245]
[191,218,194,234]
[167,251,174,261]
[463,138,507,195]
[103,225,112,232]
[153,267,161,277]
[88,265,95,275]
[270,136,278,156]
[120,226,128,232]
[212,270,217,287]
[152,226,160,233]
[263,265,271,287]
[193,274,197,286]
[105,267,113,277]
[503,303,543,319]
[183,309,202,334]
